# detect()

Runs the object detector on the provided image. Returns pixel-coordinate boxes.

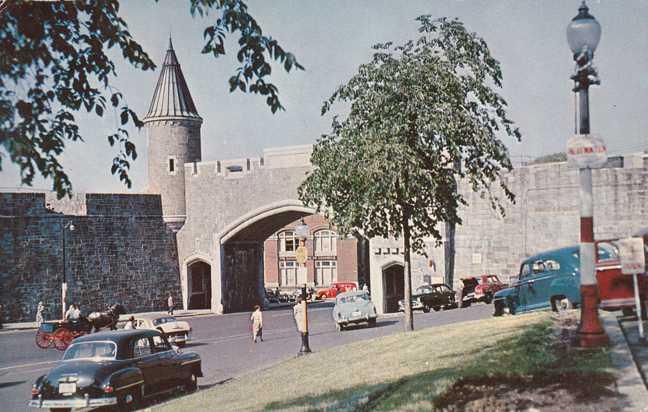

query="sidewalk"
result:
[0,308,214,332]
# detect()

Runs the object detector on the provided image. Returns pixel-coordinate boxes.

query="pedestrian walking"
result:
[65,303,80,321]
[362,283,369,293]
[250,305,263,343]
[36,301,45,325]
[167,293,174,315]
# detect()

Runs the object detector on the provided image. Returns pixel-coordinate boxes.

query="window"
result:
[133,338,151,358]
[545,260,561,271]
[168,158,175,173]
[315,260,337,286]
[532,260,546,274]
[520,263,531,279]
[152,335,171,352]
[280,260,298,286]
[314,230,337,255]
[279,231,297,253]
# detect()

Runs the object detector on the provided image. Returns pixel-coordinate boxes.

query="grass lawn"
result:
[155,311,617,411]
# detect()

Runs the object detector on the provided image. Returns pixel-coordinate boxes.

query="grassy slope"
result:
[155,312,612,411]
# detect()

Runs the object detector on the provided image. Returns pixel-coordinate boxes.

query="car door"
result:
[517,263,533,311]
[525,259,554,311]
[132,336,159,395]
[151,334,179,389]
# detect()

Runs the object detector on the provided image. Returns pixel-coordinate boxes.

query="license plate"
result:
[58,383,76,394]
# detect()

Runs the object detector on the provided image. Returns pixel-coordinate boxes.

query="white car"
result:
[134,315,192,346]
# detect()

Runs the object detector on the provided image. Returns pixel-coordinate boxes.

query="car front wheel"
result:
[185,372,198,392]
[493,301,505,317]
[422,305,430,313]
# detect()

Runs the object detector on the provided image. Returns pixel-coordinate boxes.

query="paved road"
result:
[0,302,492,411]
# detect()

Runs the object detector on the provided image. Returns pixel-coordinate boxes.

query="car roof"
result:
[336,290,368,298]
[523,245,579,262]
[73,329,161,345]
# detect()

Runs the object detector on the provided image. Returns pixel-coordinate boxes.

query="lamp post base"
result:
[577,285,609,348]
[298,332,312,355]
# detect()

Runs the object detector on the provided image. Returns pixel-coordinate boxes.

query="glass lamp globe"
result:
[566,1,601,55]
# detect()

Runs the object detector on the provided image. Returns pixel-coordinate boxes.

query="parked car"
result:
[29,329,202,411]
[317,282,358,300]
[398,283,457,313]
[265,289,280,304]
[332,291,377,331]
[492,242,648,316]
[457,274,506,307]
[133,315,192,346]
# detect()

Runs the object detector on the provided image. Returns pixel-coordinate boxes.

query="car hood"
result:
[493,286,518,299]
[159,321,190,331]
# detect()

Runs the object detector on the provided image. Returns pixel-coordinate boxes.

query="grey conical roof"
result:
[144,38,202,123]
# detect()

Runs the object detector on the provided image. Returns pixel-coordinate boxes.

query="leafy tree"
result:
[298,16,521,331]
[0,0,303,198]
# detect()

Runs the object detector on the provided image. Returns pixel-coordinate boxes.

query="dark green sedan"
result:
[29,329,202,411]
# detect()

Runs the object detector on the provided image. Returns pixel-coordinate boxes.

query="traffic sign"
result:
[295,246,307,265]
[619,237,646,275]
[567,134,607,169]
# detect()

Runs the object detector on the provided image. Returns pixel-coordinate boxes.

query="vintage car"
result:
[398,283,457,312]
[332,291,377,331]
[132,315,192,346]
[457,274,506,307]
[492,242,648,316]
[316,282,357,300]
[29,329,202,411]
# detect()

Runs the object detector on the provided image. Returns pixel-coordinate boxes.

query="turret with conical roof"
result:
[144,38,202,228]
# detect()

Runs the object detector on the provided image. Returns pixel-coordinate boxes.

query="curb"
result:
[600,312,648,410]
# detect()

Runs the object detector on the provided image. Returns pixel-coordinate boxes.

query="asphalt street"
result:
[0,302,492,411]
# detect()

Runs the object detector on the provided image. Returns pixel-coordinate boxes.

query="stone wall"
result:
[0,193,181,322]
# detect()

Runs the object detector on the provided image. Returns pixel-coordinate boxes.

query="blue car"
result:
[493,246,582,316]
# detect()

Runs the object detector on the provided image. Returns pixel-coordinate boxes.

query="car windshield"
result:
[339,294,369,304]
[153,317,177,326]
[416,286,433,294]
[63,341,117,361]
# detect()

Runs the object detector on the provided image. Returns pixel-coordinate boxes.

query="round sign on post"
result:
[295,245,307,265]
[567,134,607,169]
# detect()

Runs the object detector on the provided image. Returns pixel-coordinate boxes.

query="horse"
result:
[87,304,126,332]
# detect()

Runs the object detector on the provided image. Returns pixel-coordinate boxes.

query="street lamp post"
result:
[294,219,311,355]
[61,221,75,320]
[566,1,609,348]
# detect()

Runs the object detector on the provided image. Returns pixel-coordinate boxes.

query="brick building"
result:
[263,214,361,289]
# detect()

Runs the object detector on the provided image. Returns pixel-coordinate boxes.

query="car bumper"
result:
[339,315,376,325]
[398,301,425,311]
[29,395,117,408]
[168,332,191,343]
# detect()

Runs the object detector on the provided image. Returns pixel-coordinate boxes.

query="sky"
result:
[1,0,647,194]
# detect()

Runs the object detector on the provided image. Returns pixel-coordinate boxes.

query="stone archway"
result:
[187,260,211,309]
[215,200,316,313]
[382,262,404,313]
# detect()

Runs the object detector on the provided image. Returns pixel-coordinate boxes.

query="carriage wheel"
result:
[35,331,52,349]
[53,328,74,351]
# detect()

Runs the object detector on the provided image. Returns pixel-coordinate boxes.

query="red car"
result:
[458,274,507,307]
[316,282,358,300]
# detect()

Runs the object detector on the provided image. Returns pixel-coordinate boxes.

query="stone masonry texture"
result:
[0,193,181,322]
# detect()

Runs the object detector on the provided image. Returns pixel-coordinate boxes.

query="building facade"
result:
[263,214,361,289]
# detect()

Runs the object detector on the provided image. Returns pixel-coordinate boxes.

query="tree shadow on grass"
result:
[262,368,457,412]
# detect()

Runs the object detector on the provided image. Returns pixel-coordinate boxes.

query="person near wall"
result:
[36,301,45,325]
[250,305,263,343]
[167,293,174,315]
[65,303,80,321]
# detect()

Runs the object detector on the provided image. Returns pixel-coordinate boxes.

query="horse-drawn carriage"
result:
[34,304,125,351]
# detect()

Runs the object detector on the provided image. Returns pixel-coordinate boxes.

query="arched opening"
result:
[218,201,315,313]
[383,263,404,313]
[187,261,211,309]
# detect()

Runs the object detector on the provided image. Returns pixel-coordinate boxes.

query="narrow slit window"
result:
[169,158,175,173]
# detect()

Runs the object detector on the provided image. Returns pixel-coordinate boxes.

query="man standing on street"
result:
[36,301,45,325]
[167,293,174,315]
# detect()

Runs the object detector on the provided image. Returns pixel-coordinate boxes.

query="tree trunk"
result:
[403,211,414,332]
[444,221,456,288]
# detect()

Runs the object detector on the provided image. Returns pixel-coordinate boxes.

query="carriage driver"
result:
[64,303,81,321]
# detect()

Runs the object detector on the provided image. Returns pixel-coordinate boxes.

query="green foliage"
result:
[299,16,521,255]
[0,0,302,198]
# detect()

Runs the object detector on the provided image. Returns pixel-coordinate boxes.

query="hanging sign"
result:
[295,246,308,265]
[567,134,607,169]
